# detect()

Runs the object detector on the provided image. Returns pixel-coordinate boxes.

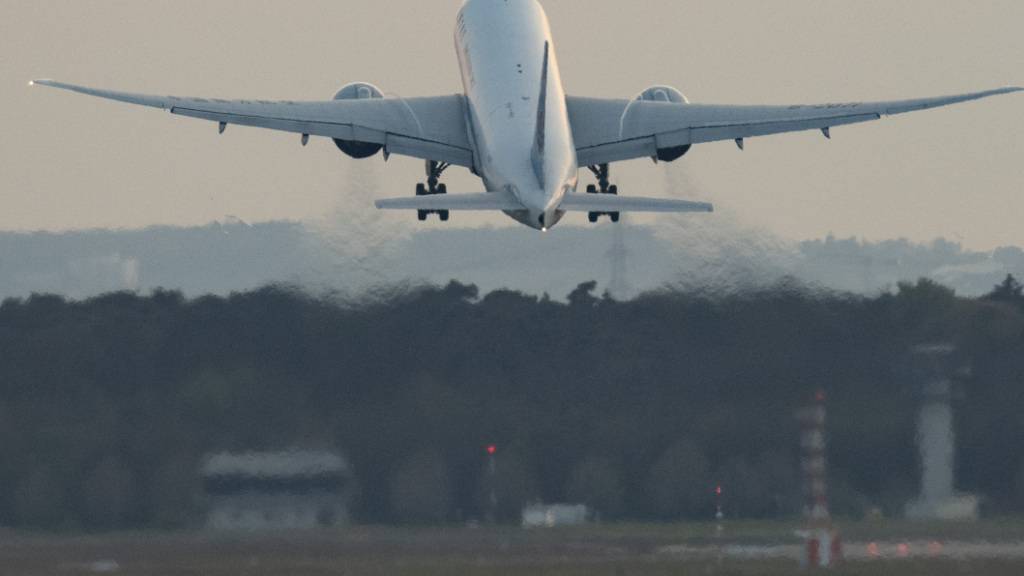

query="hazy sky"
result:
[3,0,1022,249]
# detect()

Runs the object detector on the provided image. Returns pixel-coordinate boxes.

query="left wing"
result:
[30,79,475,168]
[568,87,1022,167]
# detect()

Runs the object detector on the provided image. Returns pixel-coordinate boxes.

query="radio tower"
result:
[606,218,630,300]
[797,390,842,569]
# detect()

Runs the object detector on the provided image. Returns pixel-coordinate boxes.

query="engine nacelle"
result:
[636,85,692,162]
[332,82,385,159]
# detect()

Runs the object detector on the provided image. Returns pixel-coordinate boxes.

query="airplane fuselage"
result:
[455,0,577,230]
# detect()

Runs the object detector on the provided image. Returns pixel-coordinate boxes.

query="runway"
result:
[658,540,1024,562]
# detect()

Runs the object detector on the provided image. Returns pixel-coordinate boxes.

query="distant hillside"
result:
[0,221,1021,300]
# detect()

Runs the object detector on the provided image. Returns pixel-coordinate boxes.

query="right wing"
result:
[30,79,475,168]
[568,87,1023,166]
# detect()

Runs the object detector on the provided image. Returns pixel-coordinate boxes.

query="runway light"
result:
[867,542,880,558]
[897,543,910,557]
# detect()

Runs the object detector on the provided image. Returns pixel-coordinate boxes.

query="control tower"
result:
[904,344,978,521]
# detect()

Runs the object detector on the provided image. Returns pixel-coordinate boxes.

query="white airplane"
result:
[32,0,1021,231]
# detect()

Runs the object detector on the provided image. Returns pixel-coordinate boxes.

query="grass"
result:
[2,520,1023,575]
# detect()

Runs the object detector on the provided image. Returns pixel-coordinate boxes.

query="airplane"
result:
[31,0,1021,232]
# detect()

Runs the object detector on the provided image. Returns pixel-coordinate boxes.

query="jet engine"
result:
[636,85,691,162]
[332,82,385,158]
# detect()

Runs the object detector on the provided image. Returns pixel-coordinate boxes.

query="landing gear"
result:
[586,164,620,223]
[416,160,450,222]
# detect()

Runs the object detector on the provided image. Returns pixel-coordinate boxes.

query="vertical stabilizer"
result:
[531,42,550,187]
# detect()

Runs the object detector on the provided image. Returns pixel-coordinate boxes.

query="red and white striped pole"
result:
[797,390,842,569]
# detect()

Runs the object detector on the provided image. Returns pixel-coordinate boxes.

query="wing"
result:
[568,87,1023,166]
[30,79,475,168]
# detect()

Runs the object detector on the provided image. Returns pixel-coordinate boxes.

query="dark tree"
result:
[1,278,1023,529]
[986,274,1024,305]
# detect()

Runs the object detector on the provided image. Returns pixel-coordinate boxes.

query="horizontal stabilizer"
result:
[375,192,524,212]
[559,194,713,213]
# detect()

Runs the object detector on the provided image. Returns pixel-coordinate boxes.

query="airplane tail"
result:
[530,42,550,188]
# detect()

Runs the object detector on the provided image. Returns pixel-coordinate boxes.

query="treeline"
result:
[1,276,1023,530]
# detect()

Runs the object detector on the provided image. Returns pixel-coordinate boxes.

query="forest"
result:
[1,275,1023,530]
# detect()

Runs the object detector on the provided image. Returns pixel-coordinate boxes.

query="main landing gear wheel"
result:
[436,184,450,221]
[415,161,450,222]
[586,164,621,224]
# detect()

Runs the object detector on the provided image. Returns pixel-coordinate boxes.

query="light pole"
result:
[486,444,497,523]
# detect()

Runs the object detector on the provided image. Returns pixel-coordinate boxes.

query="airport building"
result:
[201,450,352,531]
[521,503,591,528]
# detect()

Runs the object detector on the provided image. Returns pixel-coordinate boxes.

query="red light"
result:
[815,390,827,402]
[715,486,722,496]
[486,445,497,455]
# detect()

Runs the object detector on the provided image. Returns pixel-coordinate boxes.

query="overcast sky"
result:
[2,0,1022,249]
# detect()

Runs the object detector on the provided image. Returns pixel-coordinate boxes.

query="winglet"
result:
[24,79,170,109]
